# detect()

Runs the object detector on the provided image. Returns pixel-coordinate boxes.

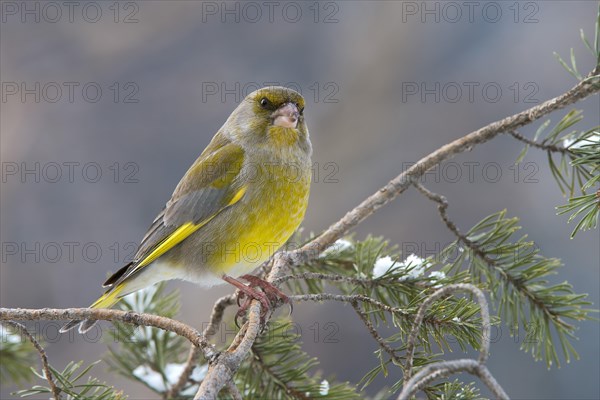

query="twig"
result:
[274,272,375,287]
[352,303,403,366]
[398,284,508,399]
[1,321,61,400]
[167,295,236,399]
[290,293,466,333]
[413,181,571,329]
[508,129,568,153]
[403,284,491,381]
[289,293,409,317]
[165,346,201,400]
[194,302,262,399]
[398,359,509,400]
[412,182,468,246]
[0,308,216,360]
[204,295,237,338]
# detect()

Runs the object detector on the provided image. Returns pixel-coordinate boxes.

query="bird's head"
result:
[225,86,310,151]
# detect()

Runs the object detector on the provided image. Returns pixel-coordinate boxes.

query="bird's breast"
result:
[173,158,311,278]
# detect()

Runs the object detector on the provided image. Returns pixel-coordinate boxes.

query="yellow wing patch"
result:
[137,222,204,268]
[137,185,248,269]
[228,185,247,205]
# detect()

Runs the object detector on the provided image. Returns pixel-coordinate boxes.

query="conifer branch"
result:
[414,182,576,331]
[509,129,569,153]
[399,284,506,399]
[167,295,236,399]
[398,359,509,400]
[352,302,404,366]
[0,307,217,360]
[403,284,491,380]
[1,321,60,400]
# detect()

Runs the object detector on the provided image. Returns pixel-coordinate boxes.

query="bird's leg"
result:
[239,274,290,309]
[222,275,271,325]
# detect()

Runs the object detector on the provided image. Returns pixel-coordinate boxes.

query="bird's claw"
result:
[224,274,292,328]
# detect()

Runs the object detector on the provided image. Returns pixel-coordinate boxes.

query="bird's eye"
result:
[260,98,270,108]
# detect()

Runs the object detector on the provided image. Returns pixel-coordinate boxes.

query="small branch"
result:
[398,283,508,399]
[194,302,262,399]
[289,293,409,318]
[251,344,311,399]
[352,303,403,366]
[165,346,201,400]
[290,293,460,332]
[413,181,570,329]
[167,295,235,399]
[274,272,376,287]
[412,182,466,245]
[1,321,61,400]
[398,359,509,400]
[0,308,216,360]
[204,295,237,339]
[403,284,491,381]
[508,129,569,153]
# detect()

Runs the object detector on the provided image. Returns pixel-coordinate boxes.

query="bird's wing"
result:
[102,135,246,287]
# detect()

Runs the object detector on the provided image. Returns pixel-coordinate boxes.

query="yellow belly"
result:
[215,177,309,272]
[166,164,311,278]
[221,196,305,269]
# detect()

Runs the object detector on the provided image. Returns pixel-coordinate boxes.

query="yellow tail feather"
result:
[60,283,126,333]
[90,283,125,309]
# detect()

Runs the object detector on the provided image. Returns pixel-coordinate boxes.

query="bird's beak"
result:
[272,102,299,129]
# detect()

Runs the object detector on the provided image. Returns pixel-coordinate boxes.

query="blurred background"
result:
[1,1,598,398]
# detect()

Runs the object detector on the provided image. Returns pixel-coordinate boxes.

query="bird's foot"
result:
[222,274,291,327]
[239,274,290,307]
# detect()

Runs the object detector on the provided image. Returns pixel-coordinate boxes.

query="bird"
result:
[60,86,312,333]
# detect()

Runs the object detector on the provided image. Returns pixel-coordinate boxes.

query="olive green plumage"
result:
[61,86,312,333]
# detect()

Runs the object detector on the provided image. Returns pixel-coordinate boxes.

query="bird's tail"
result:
[59,283,125,334]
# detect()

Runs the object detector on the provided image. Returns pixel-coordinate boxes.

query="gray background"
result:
[1,1,598,398]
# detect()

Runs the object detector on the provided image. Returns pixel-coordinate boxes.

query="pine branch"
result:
[0,307,216,358]
[352,302,404,367]
[399,359,507,400]
[399,284,507,400]
[167,295,235,399]
[0,323,36,385]
[414,182,593,366]
[1,321,60,399]
[236,318,359,399]
[509,129,569,153]
[14,360,125,399]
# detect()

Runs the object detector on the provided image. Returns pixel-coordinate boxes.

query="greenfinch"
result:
[61,86,312,333]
